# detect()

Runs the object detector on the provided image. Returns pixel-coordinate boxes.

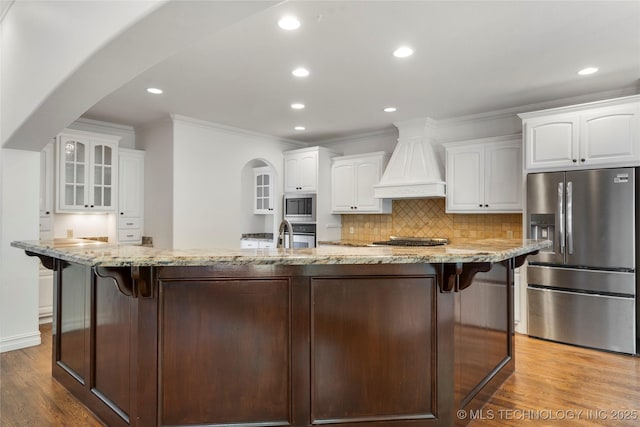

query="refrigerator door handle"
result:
[558,182,564,254]
[566,181,573,254]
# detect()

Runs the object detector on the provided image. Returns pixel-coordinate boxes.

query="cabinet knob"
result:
[84,205,89,208]
[484,204,489,207]
[581,158,585,162]
[90,205,94,208]
[120,212,124,215]
[45,211,50,215]
[572,159,577,163]
[479,204,483,207]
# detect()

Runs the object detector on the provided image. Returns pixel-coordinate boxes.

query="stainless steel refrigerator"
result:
[527,167,638,354]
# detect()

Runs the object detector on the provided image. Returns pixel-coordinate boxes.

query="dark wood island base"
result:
[37,259,522,427]
[14,239,548,426]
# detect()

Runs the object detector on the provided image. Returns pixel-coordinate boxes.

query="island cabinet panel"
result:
[454,261,514,425]
[159,278,292,426]
[310,276,436,424]
[58,262,91,385]
[93,274,133,421]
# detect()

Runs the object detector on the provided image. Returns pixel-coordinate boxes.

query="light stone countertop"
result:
[12,238,551,267]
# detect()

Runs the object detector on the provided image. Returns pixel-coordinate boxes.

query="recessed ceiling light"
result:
[578,67,598,75]
[292,67,309,77]
[146,87,163,94]
[278,15,300,30]
[291,103,305,110]
[294,126,306,131]
[393,46,414,58]
[383,107,397,113]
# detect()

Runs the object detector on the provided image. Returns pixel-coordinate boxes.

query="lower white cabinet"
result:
[39,268,53,323]
[331,152,391,214]
[445,135,523,213]
[240,239,275,249]
[117,149,144,244]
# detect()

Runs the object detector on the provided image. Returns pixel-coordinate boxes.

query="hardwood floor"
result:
[1,325,638,426]
[0,324,103,426]
[467,334,640,427]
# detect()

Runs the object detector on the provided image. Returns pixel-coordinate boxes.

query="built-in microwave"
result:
[283,193,316,223]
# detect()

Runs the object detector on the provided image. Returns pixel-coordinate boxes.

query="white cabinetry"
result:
[56,130,120,212]
[117,149,144,244]
[331,152,391,214]
[253,167,274,214]
[240,239,275,249]
[40,141,55,240]
[284,148,318,193]
[520,95,640,172]
[445,136,522,213]
[283,146,341,242]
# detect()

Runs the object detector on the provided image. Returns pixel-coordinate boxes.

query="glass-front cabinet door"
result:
[57,132,119,212]
[59,135,89,211]
[91,141,114,210]
[254,166,274,214]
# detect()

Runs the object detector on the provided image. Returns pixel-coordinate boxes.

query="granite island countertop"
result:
[12,238,551,267]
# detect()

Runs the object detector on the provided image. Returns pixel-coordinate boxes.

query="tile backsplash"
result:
[340,199,522,244]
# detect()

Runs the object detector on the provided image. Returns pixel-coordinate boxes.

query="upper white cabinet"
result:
[253,166,274,214]
[331,152,391,214]
[445,136,522,213]
[56,131,120,212]
[284,148,319,193]
[118,148,144,244]
[520,95,640,172]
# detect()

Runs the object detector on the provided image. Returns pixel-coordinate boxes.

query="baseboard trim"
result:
[0,330,42,353]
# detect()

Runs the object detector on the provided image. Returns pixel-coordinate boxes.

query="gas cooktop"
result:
[371,237,449,247]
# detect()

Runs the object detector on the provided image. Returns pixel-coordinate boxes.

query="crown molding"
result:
[170,114,308,148]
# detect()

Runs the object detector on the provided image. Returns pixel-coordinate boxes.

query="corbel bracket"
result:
[440,262,492,292]
[95,266,155,299]
[25,251,56,270]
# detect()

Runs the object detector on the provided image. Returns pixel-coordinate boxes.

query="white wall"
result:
[1,1,275,151]
[171,116,301,249]
[138,119,174,249]
[0,149,40,352]
[0,0,165,148]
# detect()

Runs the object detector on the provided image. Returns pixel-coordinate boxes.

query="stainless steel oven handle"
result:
[558,182,564,254]
[566,181,573,255]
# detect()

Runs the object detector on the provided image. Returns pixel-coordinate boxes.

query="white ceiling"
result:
[84,1,640,142]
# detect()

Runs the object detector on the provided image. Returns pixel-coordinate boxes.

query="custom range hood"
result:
[374,118,445,199]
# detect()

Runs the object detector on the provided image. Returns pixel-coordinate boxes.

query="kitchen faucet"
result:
[277,219,294,249]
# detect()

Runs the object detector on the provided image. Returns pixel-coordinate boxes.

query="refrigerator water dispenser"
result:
[529,213,555,253]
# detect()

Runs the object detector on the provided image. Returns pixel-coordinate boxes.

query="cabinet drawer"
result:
[240,239,260,249]
[118,229,141,242]
[118,217,142,229]
[39,216,52,232]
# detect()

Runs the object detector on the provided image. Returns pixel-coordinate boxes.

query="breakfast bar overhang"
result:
[12,239,549,427]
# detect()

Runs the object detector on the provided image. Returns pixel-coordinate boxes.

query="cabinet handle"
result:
[126,234,134,238]
[126,222,134,226]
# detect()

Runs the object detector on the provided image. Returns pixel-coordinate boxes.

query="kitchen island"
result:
[13,238,548,427]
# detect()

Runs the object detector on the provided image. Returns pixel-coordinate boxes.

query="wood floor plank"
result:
[467,334,640,427]
[0,324,103,427]
[1,326,638,426]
